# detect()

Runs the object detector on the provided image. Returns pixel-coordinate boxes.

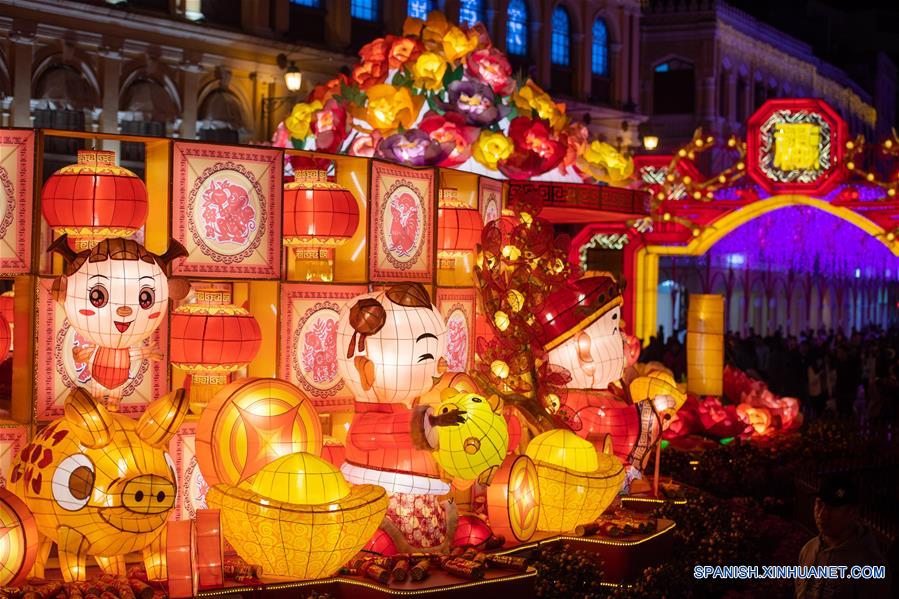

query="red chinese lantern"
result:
[0,314,9,363]
[283,170,359,282]
[452,514,492,547]
[41,150,148,250]
[437,192,482,271]
[0,291,11,354]
[169,287,262,414]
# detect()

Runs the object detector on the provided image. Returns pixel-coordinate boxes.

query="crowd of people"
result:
[640,324,899,424]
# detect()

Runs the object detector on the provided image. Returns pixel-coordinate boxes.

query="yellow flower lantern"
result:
[195,378,323,487]
[0,488,38,588]
[686,294,725,396]
[433,390,508,481]
[207,452,388,580]
[526,430,624,533]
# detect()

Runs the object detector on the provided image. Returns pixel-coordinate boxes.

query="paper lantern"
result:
[0,487,38,588]
[433,390,508,481]
[169,287,262,413]
[687,294,725,396]
[41,150,148,250]
[0,291,13,353]
[9,387,188,582]
[453,514,492,547]
[526,430,624,533]
[48,236,189,411]
[196,378,323,487]
[486,454,540,546]
[534,275,625,390]
[207,452,388,580]
[166,519,197,598]
[283,170,360,282]
[195,509,224,588]
[0,314,9,363]
[335,284,447,408]
[737,403,772,435]
[320,436,346,467]
[437,203,482,271]
[363,528,399,556]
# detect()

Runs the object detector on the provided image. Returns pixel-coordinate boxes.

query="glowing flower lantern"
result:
[433,390,508,481]
[9,387,188,582]
[169,287,262,414]
[207,452,388,580]
[686,294,725,396]
[437,186,482,272]
[283,169,360,282]
[0,487,38,588]
[526,430,624,533]
[41,150,148,250]
[737,404,772,435]
[195,378,323,487]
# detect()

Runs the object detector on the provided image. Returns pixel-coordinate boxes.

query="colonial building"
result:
[640,0,895,151]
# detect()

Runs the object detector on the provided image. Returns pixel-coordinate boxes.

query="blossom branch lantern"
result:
[437,186,482,274]
[41,150,149,251]
[283,170,360,282]
[169,287,262,414]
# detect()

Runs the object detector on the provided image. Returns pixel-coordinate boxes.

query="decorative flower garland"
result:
[277,11,633,184]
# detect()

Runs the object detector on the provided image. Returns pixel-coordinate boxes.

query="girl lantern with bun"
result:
[48,235,190,411]
[336,282,469,552]
[535,274,685,486]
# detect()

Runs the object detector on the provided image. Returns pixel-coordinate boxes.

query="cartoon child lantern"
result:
[336,282,494,552]
[535,274,685,484]
[48,235,189,411]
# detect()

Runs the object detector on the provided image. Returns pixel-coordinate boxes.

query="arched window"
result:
[591,18,608,76]
[506,0,528,57]
[119,77,179,164]
[198,90,244,144]
[459,0,486,26]
[408,0,432,19]
[351,0,379,21]
[551,6,570,66]
[653,59,695,114]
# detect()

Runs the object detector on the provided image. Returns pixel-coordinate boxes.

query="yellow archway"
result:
[633,195,899,341]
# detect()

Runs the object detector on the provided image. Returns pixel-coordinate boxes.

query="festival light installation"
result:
[686,294,725,397]
[207,452,388,580]
[0,487,38,587]
[485,454,540,546]
[47,236,189,411]
[41,150,149,250]
[8,387,188,582]
[437,192,482,272]
[283,169,360,282]
[433,389,508,481]
[169,286,262,413]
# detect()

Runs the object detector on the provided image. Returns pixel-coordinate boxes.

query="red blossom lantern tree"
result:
[41,150,148,250]
[283,169,360,282]
[169,287,262,413]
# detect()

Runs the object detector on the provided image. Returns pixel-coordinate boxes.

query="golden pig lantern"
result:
[686,294,725,396]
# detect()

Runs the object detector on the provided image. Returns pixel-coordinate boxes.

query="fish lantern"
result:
[283,169,360,282]
[48,236,190,411]
[41,150,148,251]
[207,452,387,580]
[433,389,508,481]
[525,429,624,533]
[437,193,482,273]
[169,286,262,414]
[686,294,725,396]
[0,487,38,587]
[535,275,625,390]
[195,378,323,487]
[9,387,189,582]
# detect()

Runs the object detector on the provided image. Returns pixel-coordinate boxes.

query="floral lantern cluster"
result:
[169,287,262,413]
[437,186,482,272]
[283,169,360,282]
[41,150,148,250]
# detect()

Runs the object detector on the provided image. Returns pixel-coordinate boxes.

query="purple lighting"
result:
[708,205,898,281]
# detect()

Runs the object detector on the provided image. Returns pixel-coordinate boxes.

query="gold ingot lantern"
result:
[526,430,624,533]
[207,452,387,580]
[686,294,725,396]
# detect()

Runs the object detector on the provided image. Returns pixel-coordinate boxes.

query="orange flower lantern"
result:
[283,169,360,282]
[41,150,148,251]
[0,487,38,588]
[169,287,262,413]
[437,191,482,272]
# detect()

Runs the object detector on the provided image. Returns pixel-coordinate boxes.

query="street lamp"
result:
[642,134,660,151]
[261,53,303,133]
